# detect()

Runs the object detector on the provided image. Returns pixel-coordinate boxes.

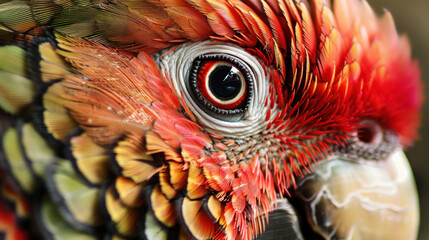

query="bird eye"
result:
[356,120,383,146]
[189,54,253,116]
[157,41,269,137]
[335,119,397,161]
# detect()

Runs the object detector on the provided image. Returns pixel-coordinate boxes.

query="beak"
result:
[289,149,419,240]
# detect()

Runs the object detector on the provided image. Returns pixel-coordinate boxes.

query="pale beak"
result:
[291,149,419,240]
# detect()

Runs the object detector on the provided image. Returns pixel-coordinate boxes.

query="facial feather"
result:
[0,0,422,239]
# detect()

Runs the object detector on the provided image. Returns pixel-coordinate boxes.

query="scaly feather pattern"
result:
[0,0,423,239]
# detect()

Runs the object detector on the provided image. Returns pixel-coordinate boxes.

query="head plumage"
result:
[95,0,421,145]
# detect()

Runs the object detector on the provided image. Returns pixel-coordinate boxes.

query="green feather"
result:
[0,46,34,114]
[45,160,104,233]
[39,197,97,240]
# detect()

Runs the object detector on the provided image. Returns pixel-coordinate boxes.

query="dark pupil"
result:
[208,65,242,100]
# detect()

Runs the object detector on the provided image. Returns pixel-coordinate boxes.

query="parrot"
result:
[0,0,423,239]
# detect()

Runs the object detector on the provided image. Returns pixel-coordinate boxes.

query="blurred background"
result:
[368,0,429,239]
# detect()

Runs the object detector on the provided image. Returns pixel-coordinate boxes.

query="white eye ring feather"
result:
[158,41,271,138]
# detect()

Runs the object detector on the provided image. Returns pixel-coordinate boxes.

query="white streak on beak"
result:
[294,149,419,240]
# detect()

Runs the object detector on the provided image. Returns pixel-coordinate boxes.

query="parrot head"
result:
[0,0,423,239]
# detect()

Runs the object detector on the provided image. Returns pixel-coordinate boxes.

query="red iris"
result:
[197,60,247,110]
